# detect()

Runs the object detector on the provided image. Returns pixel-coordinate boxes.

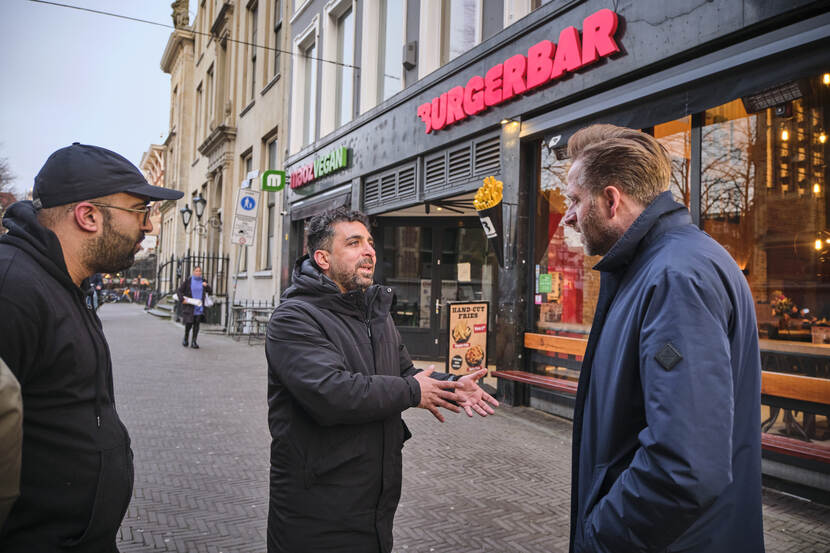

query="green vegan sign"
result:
[290,146,349,189]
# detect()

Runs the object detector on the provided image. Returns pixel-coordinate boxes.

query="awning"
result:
[289,185,352,221]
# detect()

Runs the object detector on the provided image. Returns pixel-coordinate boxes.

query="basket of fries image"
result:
[474,176,504,267]
[451,320,473,344]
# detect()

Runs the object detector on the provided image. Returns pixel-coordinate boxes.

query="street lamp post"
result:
[179,204,193,229]
[193,195,207,221]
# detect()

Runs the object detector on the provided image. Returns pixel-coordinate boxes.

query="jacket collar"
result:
[594,191,691,273]
[282,254,391,318]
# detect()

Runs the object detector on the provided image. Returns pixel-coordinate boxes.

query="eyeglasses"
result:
[87,202,152,225]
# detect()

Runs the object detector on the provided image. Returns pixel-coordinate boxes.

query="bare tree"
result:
[0,156,14,193]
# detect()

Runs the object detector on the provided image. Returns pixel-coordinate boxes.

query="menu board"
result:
[446,301,489,376]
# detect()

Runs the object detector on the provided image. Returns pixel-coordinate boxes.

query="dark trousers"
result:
[185,314,205,342]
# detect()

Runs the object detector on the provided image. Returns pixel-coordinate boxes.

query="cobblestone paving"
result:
[101,304,830,552]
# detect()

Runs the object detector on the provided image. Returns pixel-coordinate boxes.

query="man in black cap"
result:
[0,143,183,551]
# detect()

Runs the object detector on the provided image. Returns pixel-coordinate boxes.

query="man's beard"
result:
[85,210,143,274]
[329,258,375,292]
[580,199,620,257]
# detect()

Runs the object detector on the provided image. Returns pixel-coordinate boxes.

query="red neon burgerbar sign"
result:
[417,9,620,134]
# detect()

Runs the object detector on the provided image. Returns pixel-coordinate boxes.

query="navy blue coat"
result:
[570,192,764,553]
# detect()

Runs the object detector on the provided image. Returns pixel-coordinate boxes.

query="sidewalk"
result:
[101,304,830,552]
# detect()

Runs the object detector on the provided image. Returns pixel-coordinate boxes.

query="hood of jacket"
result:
[1,200,82,293]
[282,254,391,319]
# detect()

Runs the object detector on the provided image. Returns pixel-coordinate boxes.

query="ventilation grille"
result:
[424,154,446,192]
[398,166,416,198]
[364,177,380,206]
[447,145,471,183]
[474,135,500,176]
[363,163,417,210]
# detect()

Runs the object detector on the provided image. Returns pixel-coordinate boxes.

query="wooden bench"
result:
[497,332,830,470]
[491,369,578,395]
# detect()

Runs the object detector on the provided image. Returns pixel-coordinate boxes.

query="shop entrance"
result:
[376,217,498,360]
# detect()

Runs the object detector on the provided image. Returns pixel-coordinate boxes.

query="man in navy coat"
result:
[564,125,764,553]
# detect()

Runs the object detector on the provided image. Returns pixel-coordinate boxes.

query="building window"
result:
[266,138,278,269]
[378,0,403,101]
[335,5,355,127]
[206,64,214,133]
[441,0,481,64]
[302,40,318,145]
[249,2,259,101]
[194,83,203,155]
[273,0,282,78]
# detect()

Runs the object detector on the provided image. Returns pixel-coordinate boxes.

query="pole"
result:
[226,244,244,334]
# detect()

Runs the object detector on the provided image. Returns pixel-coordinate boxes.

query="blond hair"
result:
[567,124,671,206]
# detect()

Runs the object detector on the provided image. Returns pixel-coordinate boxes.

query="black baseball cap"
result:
[32,142,184,209]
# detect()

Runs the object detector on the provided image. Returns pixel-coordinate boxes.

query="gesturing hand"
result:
[414,367,460,423]
[455,368,499,417]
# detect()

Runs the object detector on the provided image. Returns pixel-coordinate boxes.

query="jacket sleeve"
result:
[582,268,735,552]
[396,325,454,383]
[0,268,42,385]
[266,303,420,426]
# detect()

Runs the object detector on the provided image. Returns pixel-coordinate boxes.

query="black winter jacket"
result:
[0,201,134,552]
[266,256,443,553]
[177,275,212,324]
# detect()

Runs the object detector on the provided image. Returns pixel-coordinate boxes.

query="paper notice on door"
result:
[457,262,471,282]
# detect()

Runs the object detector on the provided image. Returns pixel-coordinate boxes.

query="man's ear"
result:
[72,203,100,233]
[602,185,623,219]
[313,249,330,271]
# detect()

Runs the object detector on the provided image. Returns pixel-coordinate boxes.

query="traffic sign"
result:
[232,188,260,246]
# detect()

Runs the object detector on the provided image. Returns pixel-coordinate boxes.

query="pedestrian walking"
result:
[563,125,764,553]
[0,142,183,551]
[266,208,498,553]
[178,266,212,349]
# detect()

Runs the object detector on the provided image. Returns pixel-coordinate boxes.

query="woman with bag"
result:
[178,266,213,349]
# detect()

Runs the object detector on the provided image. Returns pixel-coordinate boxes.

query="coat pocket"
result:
[584,462,611,516]
[304,429,368,488]
[60,444,134,548]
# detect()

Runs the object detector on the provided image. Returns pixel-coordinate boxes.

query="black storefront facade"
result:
[283,0,830,412]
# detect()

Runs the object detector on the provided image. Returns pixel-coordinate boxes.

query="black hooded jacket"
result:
[266,256,449,553]
[0,201,133,551]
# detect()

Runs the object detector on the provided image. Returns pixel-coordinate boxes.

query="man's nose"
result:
[563,208,576,228]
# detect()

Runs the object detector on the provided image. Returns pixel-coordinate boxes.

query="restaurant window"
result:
[653,116,692,207]
[383,226,433,328]
[702,77,829,347]
[531,71,830,422]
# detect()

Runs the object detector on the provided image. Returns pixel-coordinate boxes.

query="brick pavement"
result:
[100,304,830,552]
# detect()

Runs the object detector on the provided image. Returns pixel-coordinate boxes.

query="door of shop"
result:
[377,217,497,360]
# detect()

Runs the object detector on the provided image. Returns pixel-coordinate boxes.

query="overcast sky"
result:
[0,0,180,198]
